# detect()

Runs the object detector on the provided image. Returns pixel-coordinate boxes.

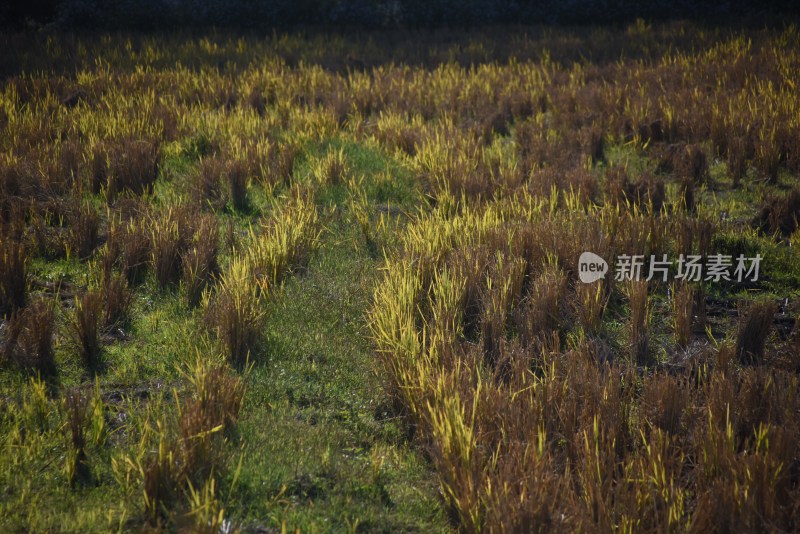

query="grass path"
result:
[228,217,451,532]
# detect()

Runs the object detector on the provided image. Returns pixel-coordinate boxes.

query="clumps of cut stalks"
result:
[100,138,161,200]
[347,176,377,255]
[192,157,249,211]
[150,207,192,289]
[371,189,800,531]
[225,159,248,211]
[182,214,219,308]
[245,191,321,287]
[726,135,750,187]
[752,187,800,237]
[2,298,56,377]
[64,388,92,487]
[104,205,215,295]
[606,166,666,213]
[27,205,67,261]
[66,202,100,260]
[641,373,686,434]
[178,359,246,481]
[139,426,181,525]
[204,192,320,365]
[110,215,152,286]
[413,126,503,201]
[311,147,349,186]
[260,141,300,190]
[735,301,776,365]
[686,144,709,183]
[246,86,267,116]
[136,355,245,527]
[575,281,606,333]
[754,128,781,184]
[89,145,108,194]
[203,257,265,367]
[626,280,651,363]
[68,290,103,373]
[192,157,227,210]
[0,233,27,318]
[101,272,133,330]
[672,281,694,348]
[372,111,422,156]
[49,140,82,194]
[580,123,605,163]
[664,143,710,185]
[480,253,526,362]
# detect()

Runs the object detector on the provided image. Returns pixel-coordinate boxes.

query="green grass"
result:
[225,173,446,531]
